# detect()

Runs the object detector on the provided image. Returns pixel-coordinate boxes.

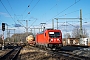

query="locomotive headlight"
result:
[51,39,53,41]
[57,39,59,40]
[49,39,53,42]
[57,39,60,41]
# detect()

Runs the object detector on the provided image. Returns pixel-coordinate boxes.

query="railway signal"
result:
[2,23,5,31]
[2,23,5,50]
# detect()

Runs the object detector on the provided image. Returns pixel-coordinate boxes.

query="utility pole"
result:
[54,18,59,29]
[52,19,54,29]
[80,9,82,38]
[17,20,30,36]
[8,29,15,43]
[56,19,58,29]
[26,20,29,33]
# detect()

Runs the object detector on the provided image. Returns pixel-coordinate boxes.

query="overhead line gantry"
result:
[54,9,82,38]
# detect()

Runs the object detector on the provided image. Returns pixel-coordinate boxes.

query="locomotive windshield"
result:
[49,32,60,38]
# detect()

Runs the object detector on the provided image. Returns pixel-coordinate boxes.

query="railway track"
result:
[49,50,90,60]
[0,46,21,60]
[17,45,90,60]
[43,46,90,60]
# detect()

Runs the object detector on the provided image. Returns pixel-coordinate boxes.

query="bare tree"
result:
[64,33,71,38]
[72,26,88,38]
[72,26,80,38]
[82,28,88,38]
[10,32,34,43]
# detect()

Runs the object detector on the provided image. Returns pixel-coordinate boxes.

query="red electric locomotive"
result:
[36,29,63,49]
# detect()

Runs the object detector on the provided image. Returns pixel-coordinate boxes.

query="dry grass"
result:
[18,46,58,60]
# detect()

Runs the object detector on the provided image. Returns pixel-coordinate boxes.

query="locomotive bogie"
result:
[48,44,62,48]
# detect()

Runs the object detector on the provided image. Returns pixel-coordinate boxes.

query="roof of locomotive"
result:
[37,28,61,34]
[45,29,61,33]
[45,28,61,31]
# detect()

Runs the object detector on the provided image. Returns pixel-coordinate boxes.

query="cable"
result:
[7,0,15,15]
[67,22,78,28]
[7,0,18,25]
[46,10,79,22]
[0,0,16,23]
[54,0,80,17]
[48,10,79,24]
[29,18,37,29]
[22,0,33,15]
[24,0,40,19]
[30,0,40,12]
[46,0,81,23]
[42,3,58,18]
[59,10,79,17]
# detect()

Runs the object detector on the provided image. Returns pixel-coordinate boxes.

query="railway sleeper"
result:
[0,47,21,60]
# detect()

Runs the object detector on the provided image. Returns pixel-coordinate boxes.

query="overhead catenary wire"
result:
[7,0,23,24]
[22,0,33,16]
[24,0,40,19]
[35,0,81,30]
[7,0,15,15]
[0,0,16,24]
[40,1,60,27]
[45,10,79,25]
[7,0,19,25]
[67,22,79,28]
[42,3,58,19]
[82,13,90,22]
[45,11,80,30]
[46,0,81,23]
[30,0,40,12]
[29,18,37,28]
[41,1,60,20]
[57,22,79,33]
[54,0,81,18]
[59,10,79,17]
[38,0,60,28]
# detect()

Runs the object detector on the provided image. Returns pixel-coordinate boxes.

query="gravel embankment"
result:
[18,46,58,60]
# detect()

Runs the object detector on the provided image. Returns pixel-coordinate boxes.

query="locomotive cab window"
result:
[49,32,60,38]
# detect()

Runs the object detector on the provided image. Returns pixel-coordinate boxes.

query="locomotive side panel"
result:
[36,33,46,45]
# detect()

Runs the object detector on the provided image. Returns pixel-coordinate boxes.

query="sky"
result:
[0,0,90,38]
